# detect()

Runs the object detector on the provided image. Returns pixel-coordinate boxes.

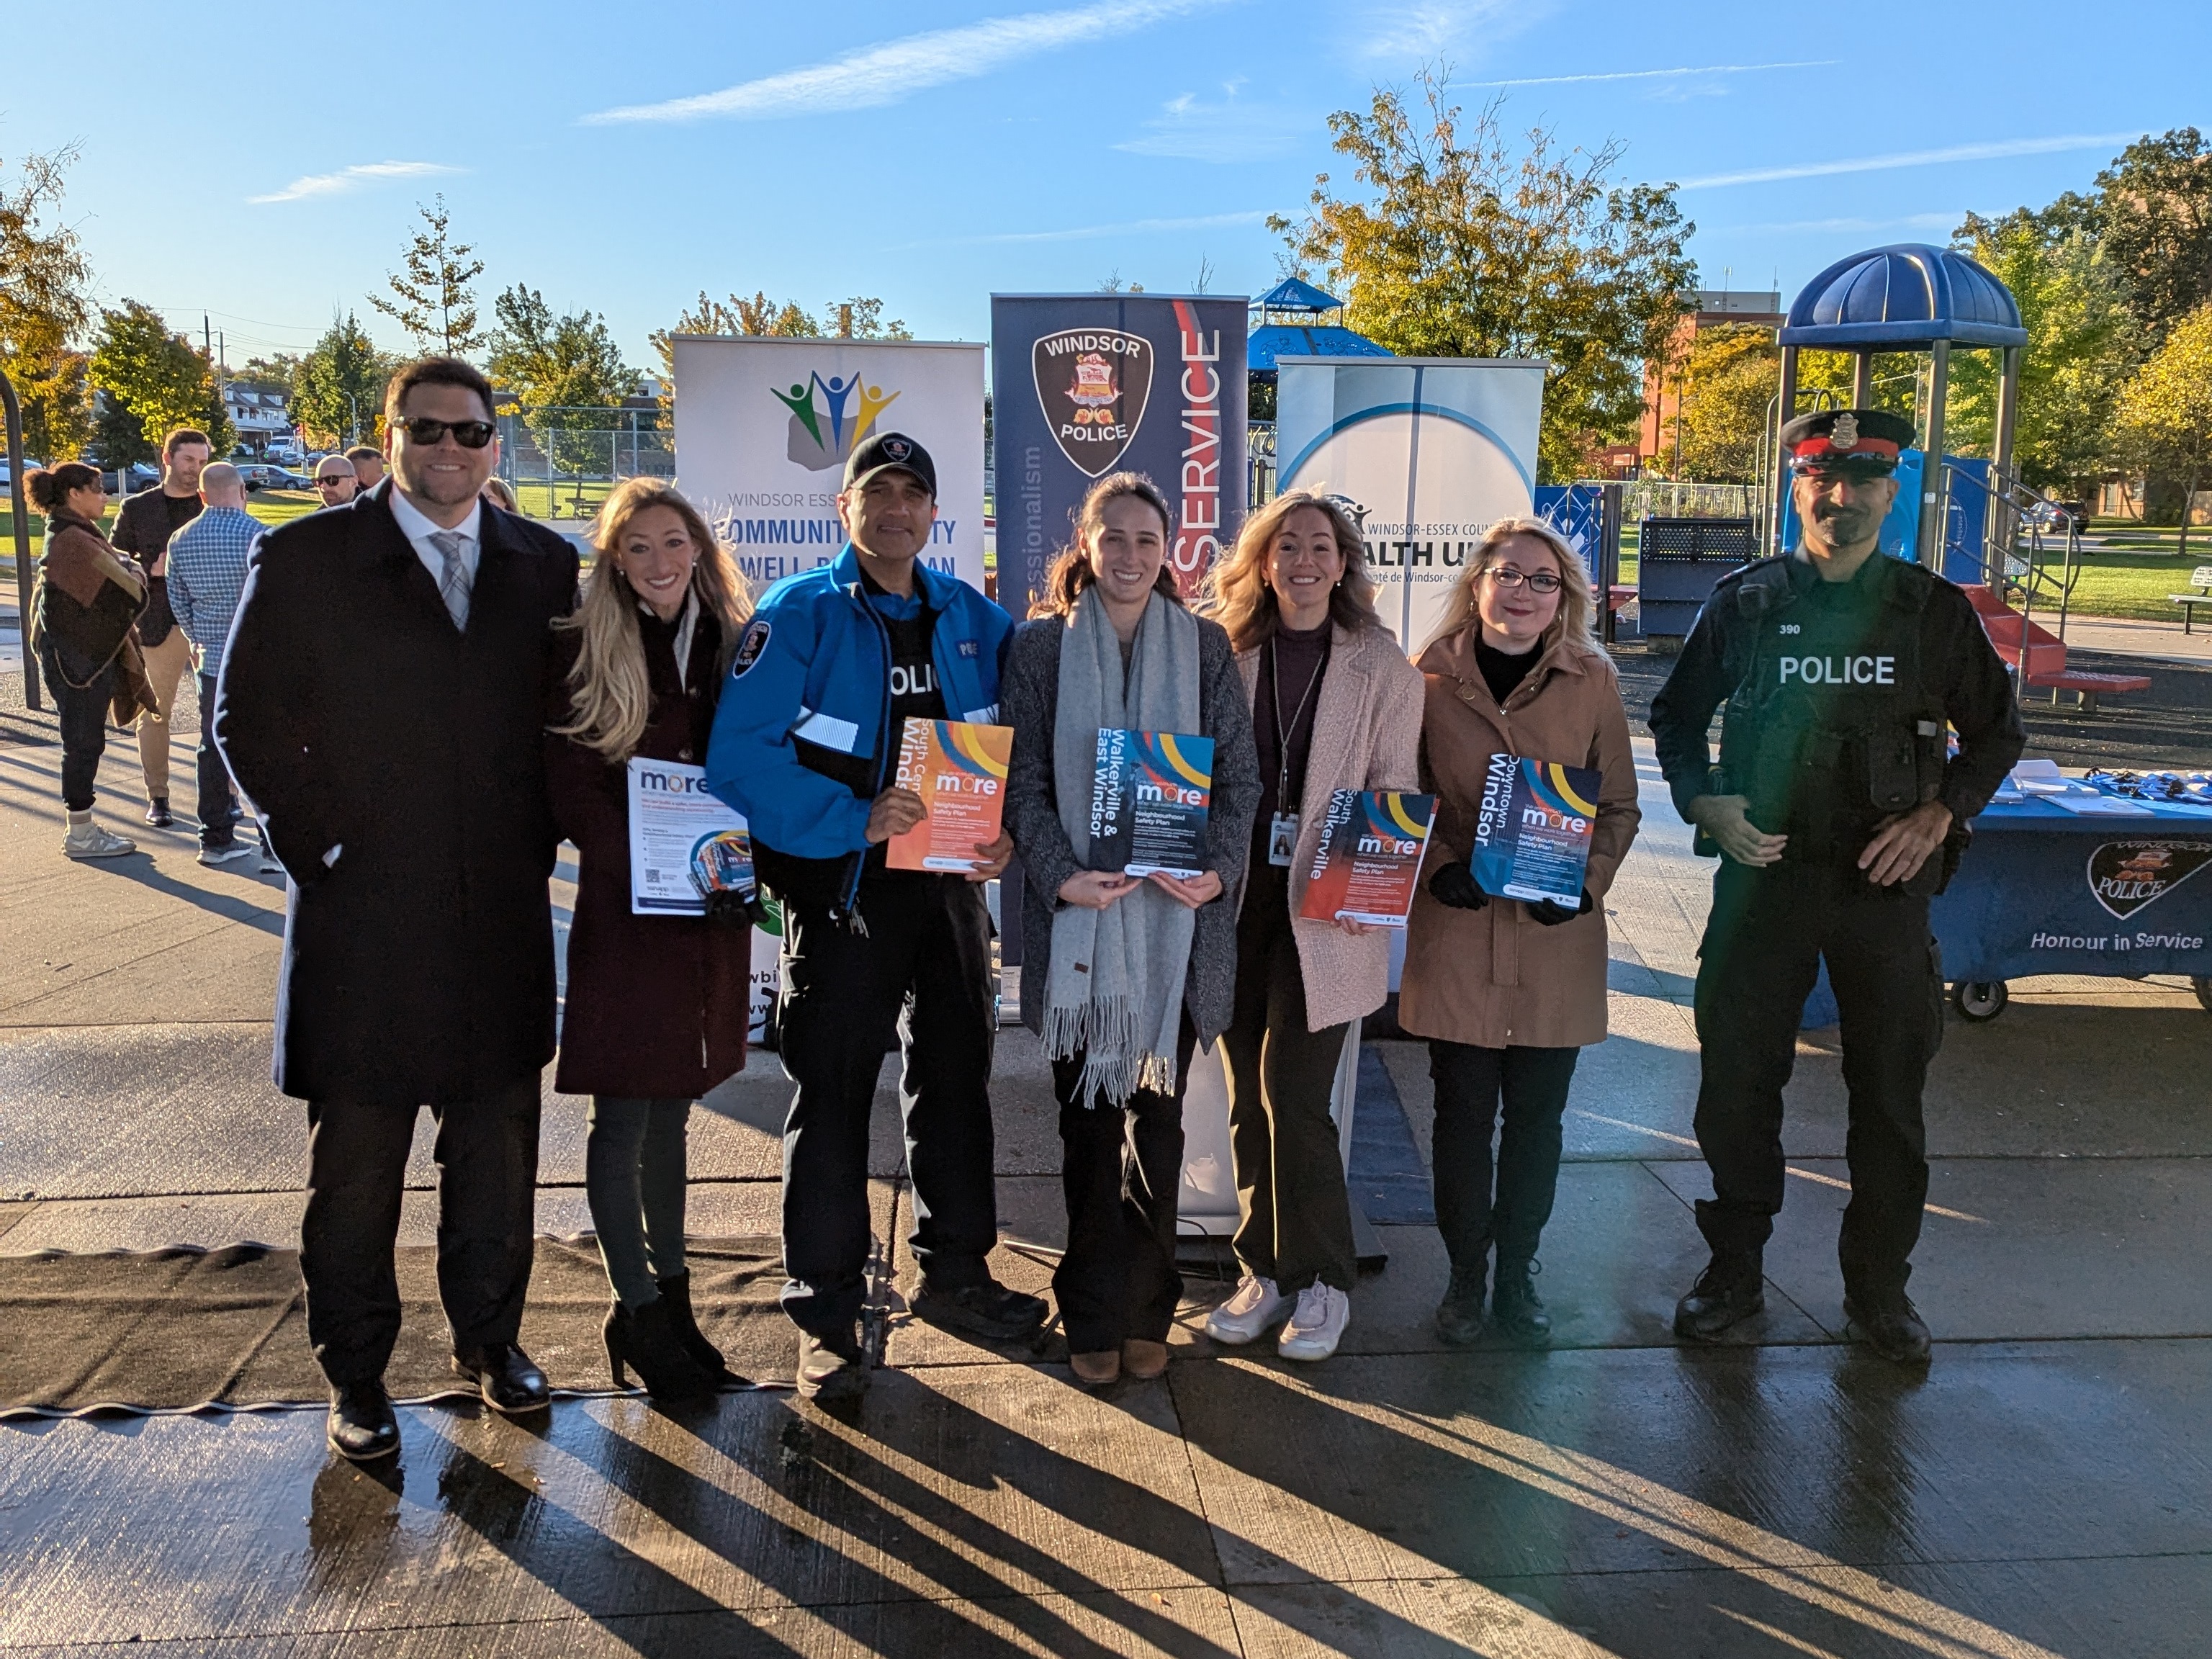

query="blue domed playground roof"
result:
[1779,243,2028,350]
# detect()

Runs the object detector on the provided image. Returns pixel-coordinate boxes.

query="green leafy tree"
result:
[89,300,233,461]
[647,290,907,397]
[1272,71,1696,481]
[237,353,307,395]
[648,290,819,394]
[1,143,95,461]
[368,194,486,357]
[2093,129,2212,341]
[1672,325,1780,482]
[489,285,636,505]
[292,313,389,446]
[2113,301,2212,554]
[1948,210,2137,493]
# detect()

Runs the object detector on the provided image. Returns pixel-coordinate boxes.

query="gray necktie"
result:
[429,530,472,630]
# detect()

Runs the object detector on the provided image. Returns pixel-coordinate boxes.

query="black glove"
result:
[1426,862,1489,911]
[703,889,773,929]
[1527,887,1595,926]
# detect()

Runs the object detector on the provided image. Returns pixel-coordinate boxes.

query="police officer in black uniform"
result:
[1650,408,2024,1364]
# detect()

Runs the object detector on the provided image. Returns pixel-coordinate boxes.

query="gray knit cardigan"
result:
[1000,610,1261,1044]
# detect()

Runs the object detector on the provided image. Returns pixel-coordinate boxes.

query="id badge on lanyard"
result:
[1267,811,1300,867]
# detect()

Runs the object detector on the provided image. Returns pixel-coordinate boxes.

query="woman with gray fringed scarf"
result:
[1002,472,1260,1388]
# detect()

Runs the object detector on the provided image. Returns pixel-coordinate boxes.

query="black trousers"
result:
[1053,1016,1199,1354]
[194,673,241,845]
[40,645,112,812]
[1429,1042,1580,1273]
[300,1079,541,1385]
[1692,860,1944,1292]
[777,876,998,1338]
[1223,863,1355,1295]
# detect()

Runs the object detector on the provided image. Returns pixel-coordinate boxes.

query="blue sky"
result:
[6,1,2206,372]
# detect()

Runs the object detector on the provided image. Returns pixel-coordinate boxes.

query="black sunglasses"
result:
[394,417,496,449]
[316,474,352,487]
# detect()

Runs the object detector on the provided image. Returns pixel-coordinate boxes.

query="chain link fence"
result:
[496,407,673,519]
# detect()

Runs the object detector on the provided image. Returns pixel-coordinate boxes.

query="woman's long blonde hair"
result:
[554,478,753,760]
[1198,487,1383,653]
[1421,516,1594,655]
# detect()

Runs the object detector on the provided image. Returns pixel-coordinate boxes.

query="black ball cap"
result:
[843,431,937,498]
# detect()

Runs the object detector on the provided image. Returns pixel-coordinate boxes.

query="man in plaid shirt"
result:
[166,463,273,868]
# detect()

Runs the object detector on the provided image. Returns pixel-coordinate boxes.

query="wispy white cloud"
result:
[583,0,1233,125]
[1701,211,1964,235]
[1359,1,1529,60]
[1115,88,1305,162]
[1468,59,1833,89]
[1677,133,2138,189]
[897,209,1274,249]
[248,160,458,204]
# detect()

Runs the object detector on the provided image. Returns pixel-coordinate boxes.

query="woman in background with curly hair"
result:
[1197,488,1422,1364]
[547,478,754,1398]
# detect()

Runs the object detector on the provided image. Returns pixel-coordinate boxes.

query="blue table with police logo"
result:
[1928,794,2212,1020]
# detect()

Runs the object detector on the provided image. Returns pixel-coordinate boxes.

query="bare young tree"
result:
[369,194,487,357]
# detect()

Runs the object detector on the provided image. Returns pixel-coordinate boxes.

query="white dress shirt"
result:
[386,485,483,590]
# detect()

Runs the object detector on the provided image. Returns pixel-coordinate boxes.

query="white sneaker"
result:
[197,840,255,866]
[1277,1283,1349,1362]
[1205,1274,1288,1345]
[63,819,137,860]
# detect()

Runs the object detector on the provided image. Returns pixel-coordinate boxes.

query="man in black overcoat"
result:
[217,358,579,1462]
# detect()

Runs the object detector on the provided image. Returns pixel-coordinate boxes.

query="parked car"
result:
[233,462,314,490]
[0,454,47,489]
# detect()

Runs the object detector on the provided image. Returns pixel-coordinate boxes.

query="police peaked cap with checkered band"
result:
[1780,408,1916,475]
[843,431,938,498]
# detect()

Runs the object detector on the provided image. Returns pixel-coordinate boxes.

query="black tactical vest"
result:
[1715,557,1948,867]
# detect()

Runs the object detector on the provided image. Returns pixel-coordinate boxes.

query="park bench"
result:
[2170,566,2212,634]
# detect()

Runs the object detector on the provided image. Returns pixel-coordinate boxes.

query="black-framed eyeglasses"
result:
[1484,566,1563,593]
[394,417,495,449]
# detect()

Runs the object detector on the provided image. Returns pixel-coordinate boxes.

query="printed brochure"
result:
[1298,790,1438,927]
[625,757,755,917]
[1090,728,1214,878]
[1469,755,1601,906]
[886,719,1016,871]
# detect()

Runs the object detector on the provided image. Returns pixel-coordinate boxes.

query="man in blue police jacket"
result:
[708,431,1044,1398]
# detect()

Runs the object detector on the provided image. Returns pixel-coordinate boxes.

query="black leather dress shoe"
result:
[796,1330,869,1401]
[912,1279,1049,1343]
[1673,1251,1766,1341]
[145,798,174,829]
[328,1379,400,1462]
[451,1343,550,1416]
[1844,1290,1933,1366]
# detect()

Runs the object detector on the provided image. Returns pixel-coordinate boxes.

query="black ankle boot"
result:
[656,1271,734,1384]
[1843,1285,1932,1366]
[1491,1259,1551,1344]
[604,1297,715,1400]
[1673,1250,1765,1341]
[1434,1264,1487,1346]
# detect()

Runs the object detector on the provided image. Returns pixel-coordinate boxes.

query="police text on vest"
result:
[1778,655,1895,685]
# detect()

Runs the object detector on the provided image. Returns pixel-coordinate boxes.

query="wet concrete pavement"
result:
[4,684,2211,1655]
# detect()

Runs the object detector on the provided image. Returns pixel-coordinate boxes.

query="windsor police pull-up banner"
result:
[1277,358,1546,651]
[671,337,986,593]
[992,295,1249,609]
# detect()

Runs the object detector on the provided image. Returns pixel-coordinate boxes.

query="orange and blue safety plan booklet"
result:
[1298,790,1438,927]
[1089,728,1214,878]
[886,719,1015,872]
[1469,756,1602,906]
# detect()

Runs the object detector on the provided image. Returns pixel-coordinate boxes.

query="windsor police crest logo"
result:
[1831,413,1860,449]
[1033,328,1153,477]
[2086,840,2212,918]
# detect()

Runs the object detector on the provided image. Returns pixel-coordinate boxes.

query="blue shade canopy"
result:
[1248,325,1395,372]
[1254,277,1346,313]
[1779,244,2028,349]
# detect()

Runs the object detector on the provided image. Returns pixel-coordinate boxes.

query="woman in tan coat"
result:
[1402,516,1640,1346]
[1199,490,1424,1363]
